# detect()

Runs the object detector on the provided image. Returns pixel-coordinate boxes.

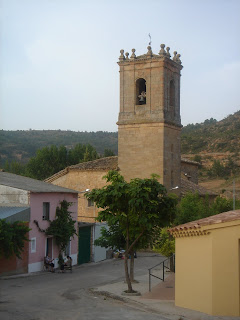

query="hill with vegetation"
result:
[181,110,240,154]
[0,130,118,165]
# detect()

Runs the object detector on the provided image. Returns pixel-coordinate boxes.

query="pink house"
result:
[0,172,78,274]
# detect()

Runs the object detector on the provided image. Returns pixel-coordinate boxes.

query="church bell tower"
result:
[117,44,183,191]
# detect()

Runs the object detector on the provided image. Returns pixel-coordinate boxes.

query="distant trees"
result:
[207,157,240,179]
[2,142,116,180]
[174,193,240,226]
[2,143,101,180]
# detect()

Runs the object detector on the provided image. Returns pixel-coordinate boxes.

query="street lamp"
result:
[170,186,179,190]
[79,189,90,193]
[78,189,90,197]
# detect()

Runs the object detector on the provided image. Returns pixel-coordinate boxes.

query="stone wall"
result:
[49,169,109,222]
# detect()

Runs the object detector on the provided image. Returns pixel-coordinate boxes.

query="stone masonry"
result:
[117,45,183,192]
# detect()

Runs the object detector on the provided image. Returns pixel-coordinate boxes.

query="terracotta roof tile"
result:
[180,177,217,196]
[169,210,240,233]
[181,158,200,166]
[69,156,118,171]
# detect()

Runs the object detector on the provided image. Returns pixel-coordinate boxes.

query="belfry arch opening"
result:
[169,80,175,119]
[136,78,146,105]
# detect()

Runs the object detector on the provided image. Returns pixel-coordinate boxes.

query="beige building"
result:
[46,44,216,222]
[45,156,215,222]
[118,45,182,192]
[169,210,240,317]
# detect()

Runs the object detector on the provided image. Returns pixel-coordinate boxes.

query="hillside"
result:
[1,109,240,166]
[181,110,240,154]
[0,130,118,164]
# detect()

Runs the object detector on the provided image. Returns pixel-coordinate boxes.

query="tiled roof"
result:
[181,158,200,166]
[45,156,118,182]
[69,156,118,171]
[169,210,240,234]
[45,156,215,197]
[181,177,217,196]
[0,172,78,193]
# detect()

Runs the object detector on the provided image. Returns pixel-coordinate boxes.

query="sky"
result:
[1,0,240,132]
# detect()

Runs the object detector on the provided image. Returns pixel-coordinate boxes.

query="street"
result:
[0,253,169,320]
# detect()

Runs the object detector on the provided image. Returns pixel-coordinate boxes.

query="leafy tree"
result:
[154,227,175,271]
[24,143,99,180]
[193,154,202,164]
[87,170,176,293]
[174,193,207,225]
[175,193,240,226]
[46,200,77,265]
[0,220,30,259]
[103,149,115,157]
[94,224,125,251]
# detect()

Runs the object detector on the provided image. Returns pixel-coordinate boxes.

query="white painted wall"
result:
[93,223,108,262]
[0,185,29,205]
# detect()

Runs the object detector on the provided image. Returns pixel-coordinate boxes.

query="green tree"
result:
[46,200,77,265]
[193,154,202,164]
[0,220,30,259]
[87,170,176,293]
[103,149,115,157]
[94,224,125,251]
[175,193,207,225]
[154,227,175,271]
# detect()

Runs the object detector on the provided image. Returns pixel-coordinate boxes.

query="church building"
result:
[46,44,216,223]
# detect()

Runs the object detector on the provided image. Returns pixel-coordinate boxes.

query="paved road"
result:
[0,253,169,320]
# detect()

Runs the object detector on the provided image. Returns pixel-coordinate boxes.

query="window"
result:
[169,80,175,119]
[31,238,36,253]
[88,199,94,207]
[171,170,174,188]
[136,78,146,105]
[43,202,50,220]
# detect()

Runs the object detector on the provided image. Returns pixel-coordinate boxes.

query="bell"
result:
[139,96,144,102]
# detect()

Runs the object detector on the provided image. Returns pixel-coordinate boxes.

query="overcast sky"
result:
[1,0,239,132]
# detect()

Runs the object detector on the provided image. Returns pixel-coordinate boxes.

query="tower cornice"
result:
[118,44,183,70]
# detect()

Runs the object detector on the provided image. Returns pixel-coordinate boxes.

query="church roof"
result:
[45,156,118,183]
[181,177,217,196]
[181,158,201,166]
[70,156,118,171]
[45,156,215,197]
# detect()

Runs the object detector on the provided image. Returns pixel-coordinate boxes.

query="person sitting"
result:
[60,256,72,273]
[45,255,54,272]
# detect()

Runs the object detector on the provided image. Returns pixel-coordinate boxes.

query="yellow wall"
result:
[210,221,240,316]
[175,235,213,314]
[175,220,240,317]
[50,169,108,222]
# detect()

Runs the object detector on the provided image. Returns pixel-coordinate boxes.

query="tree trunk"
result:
[130,249,135,282]
[124,219,133,292]
[124,253,133,292]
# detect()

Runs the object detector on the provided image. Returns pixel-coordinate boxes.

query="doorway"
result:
[78,226,91,265]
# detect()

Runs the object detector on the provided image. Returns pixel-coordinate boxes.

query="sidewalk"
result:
[91,270,237,320]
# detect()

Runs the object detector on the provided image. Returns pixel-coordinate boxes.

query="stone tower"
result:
[117,44,183,191]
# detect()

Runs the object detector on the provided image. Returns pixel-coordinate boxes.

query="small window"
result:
[88,199,94,207]
[43,202,50,220]
[31,238,36,253]
[171,170,174,188]
[169,80,175,119]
